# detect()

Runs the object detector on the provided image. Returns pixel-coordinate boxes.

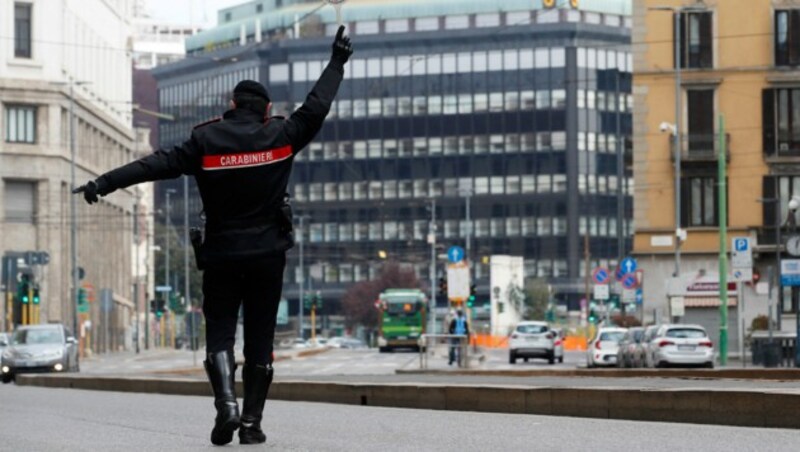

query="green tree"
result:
[153,222,202,314]
[523,278,551,320]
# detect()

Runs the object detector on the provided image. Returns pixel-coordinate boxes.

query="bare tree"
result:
[341,262,423,328]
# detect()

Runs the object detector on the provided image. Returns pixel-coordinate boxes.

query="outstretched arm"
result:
[283,25,352,152]
[73,135,201,204]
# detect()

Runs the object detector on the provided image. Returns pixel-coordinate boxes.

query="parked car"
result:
[509,321,556,365]
[649,324,715,368]
[616,327,645,368]
[551,327,565,364]
[340,338,367,349]
[587,327,627,368]
[305,337,329,348]
[291,337,309,349]
[1,324,79,383]
[640,325,661,368]
[0,332,9,365]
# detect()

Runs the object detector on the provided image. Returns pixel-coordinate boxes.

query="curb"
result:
[14,374,800,429]
[396,368,800,381]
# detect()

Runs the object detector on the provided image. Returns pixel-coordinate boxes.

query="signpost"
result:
[621,273,638,290]
[731,237,753,282]
[447,246,465,264]
[780,259,800,287]
[593,284,610,301]
[446,263,470,302]
[592,267,610,285]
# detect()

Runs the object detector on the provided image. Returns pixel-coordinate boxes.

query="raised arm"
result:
[283,25,353,152]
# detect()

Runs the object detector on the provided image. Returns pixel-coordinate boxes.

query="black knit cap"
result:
[233,80,270,102]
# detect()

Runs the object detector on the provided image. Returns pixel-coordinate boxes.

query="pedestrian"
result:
[73,26,353,446]
[448,309,470,366]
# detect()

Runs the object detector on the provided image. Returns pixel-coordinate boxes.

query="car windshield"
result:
[666,328,706,339]
[517,324,548,334]
[599,331,625,342]
[13,328,63,345]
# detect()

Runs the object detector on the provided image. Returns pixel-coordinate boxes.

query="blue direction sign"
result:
[622,273,638,290]
[592,267,610,285]
[447,246,465,263]
[620,257,637,275]
[636,288,643,305]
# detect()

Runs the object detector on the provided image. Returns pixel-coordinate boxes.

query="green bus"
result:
[377,289,427,352]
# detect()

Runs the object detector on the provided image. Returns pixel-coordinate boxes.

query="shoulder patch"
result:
[193,117,222,130]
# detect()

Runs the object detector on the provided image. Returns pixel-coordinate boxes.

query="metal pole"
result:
[429,199,437,335]
[183,176,194,364]
[298,215,305,339]
[165,190,174,347]
[70,82,79,338]
[718,115,728,366]
[615,69,624,260]
[738,282,744,364]
[133,196,140,354]
[776,179,783,332]
[674,10,682,279]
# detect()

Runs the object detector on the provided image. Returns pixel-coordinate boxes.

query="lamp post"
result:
[164,188,177,347]
[650,4,708,280]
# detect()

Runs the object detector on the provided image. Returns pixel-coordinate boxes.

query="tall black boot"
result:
[204,350,240,446]
[239,363,273,445]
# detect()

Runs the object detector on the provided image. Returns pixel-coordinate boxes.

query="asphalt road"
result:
[2,385,800,451]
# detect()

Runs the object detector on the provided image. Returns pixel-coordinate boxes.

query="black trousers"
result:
[202,253,286,365]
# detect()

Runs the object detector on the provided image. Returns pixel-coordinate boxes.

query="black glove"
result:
[72,178,110,205]
[330,25,353,65]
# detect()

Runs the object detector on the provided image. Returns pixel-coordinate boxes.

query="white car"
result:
[649,324,715,368]
[509,321,556,365]
[587,327,627,368]
[551,327,565,364]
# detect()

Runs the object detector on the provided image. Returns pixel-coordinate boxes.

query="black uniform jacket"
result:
[100,61,344,263]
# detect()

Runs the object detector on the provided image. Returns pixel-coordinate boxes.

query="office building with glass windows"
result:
[153,0,633,320]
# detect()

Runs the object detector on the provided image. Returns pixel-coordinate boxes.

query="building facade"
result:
[632,0,800,347]
[0,0,137,350]
[153,0,633,328]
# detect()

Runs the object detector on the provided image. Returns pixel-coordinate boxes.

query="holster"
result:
[190,227,206,270]
[278,195,295,250]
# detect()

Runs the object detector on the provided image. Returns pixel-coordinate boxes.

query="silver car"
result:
[1,324,79,383]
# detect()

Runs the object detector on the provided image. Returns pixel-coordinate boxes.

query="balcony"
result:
[669,133,730,163]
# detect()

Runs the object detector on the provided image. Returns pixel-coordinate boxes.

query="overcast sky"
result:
[144,0,248,28]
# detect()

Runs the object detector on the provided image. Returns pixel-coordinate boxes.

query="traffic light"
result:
[438,277,447,297]
[588,301,598,324]
[150,299,157,313]
[18,274,30,304]
[314,291,323,310]
[32,287,40,305]
[467,284,476,308]
[155,299,166,317]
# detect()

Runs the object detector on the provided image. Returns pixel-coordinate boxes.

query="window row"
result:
[320,91,570,120]
[288,48,568,83]
[299,217,596,244]
[320,11,633,38]
[293,175,572,202]
[576,48,632,72]
[296,133,568,162]
[576,90,633,113]
[4,104,36,144]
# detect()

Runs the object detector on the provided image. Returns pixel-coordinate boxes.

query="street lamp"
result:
[650,4,708,281]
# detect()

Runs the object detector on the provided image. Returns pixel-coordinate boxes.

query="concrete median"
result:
[397,367,800,381]
[14,373,800,429]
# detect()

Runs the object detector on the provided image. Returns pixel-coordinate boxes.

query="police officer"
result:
[74,26,353,446]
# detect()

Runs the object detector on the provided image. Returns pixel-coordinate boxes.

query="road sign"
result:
[593,284,610,300]
[592,267,610,285]
[620,257,637,275]
[621,273,638,290]
[732,268,753,282]
[670,296,685,317]
[622,289,636,303]
[447,246,465,263]
[635,288,643,305]
[155,285,172,292]
[780,259,800,286]
[446,263,470,300]
[731,237,753,269]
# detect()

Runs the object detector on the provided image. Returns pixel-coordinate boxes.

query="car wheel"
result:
[548,353,555,365]
[705,361,714,369]
[378,346,389,353]
[523,357,529,363]
[656,361,666,369]
[2,373,13,384]
[558,356,564,364]
[509,351,517,364]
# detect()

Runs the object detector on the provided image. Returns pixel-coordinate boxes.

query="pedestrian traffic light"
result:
[18,274,30,304]
[32,287,40,305]
[78,287,88,305]
[588,301,598,324]
[467,284,476,308]
[155,299,166,317]
[314,291,323,310]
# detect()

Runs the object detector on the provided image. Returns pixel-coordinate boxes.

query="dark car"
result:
[616,327,645,368]
[1,324,79,383]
